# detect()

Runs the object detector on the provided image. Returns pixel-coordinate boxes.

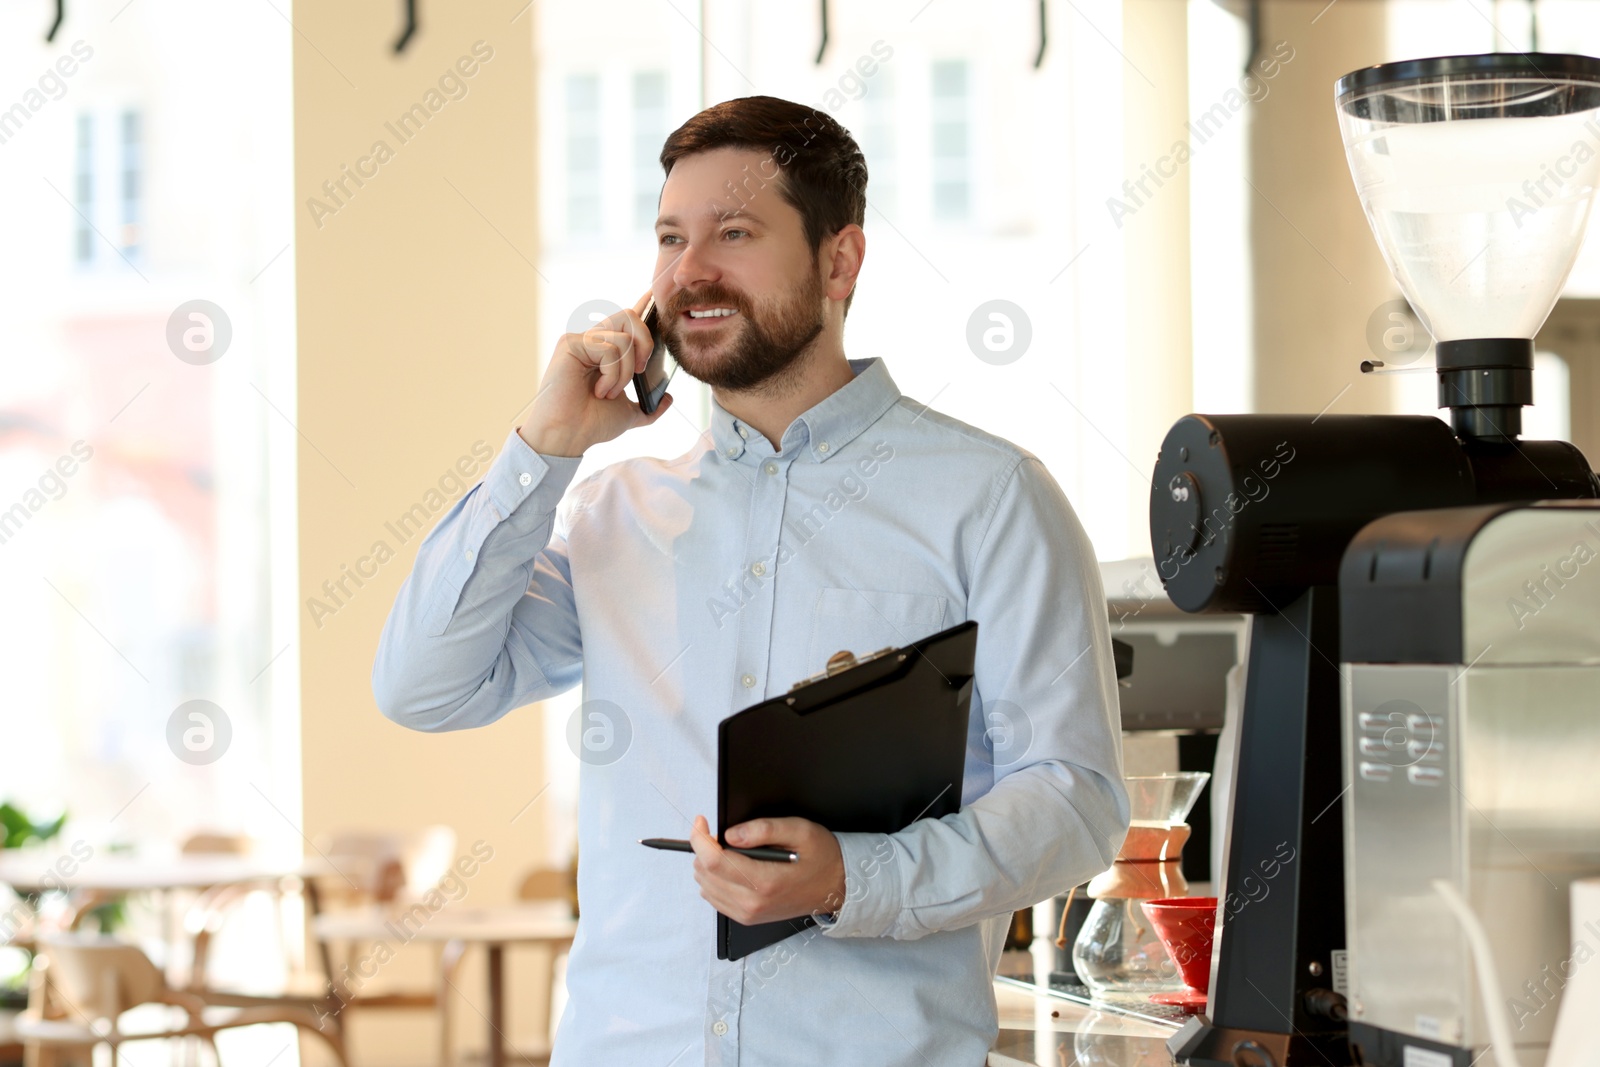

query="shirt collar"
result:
[709,357,901,463]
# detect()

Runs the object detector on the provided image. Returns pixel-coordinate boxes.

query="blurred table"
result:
[314,902,578,1067]
[0,849,331,979]
[0,851,324,895]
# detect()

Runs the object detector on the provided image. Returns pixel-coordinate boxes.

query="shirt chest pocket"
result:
[806,586,948,676]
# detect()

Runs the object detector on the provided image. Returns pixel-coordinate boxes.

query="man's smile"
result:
[681,307,741,328]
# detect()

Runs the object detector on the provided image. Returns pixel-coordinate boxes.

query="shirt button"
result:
[750,562,765,577]
[712,1020,729,1036]
[737,426,748,439]
[726,446,738,457]
[817,441,830,453]
[464,549,475,561]
[764,462,778,476]
[518,472,532,486]
[741,674,756,688]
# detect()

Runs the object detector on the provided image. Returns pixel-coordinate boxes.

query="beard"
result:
[662,263,826,394]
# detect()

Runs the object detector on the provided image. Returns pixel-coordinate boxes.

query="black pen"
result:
[639,837,798,863]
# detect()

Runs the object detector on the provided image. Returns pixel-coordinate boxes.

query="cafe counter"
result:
[986,924,1183,1067]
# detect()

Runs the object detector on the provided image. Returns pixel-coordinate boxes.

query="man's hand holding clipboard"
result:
[682,814,848,927]
[636,620,978,961]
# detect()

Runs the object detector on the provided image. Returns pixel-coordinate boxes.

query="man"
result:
[373,95,1128,1066]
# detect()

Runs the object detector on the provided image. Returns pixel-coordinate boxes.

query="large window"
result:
[929,59,970,222]
[858,64,898,218]
[0,5,298,870]
[632,71,671,233]
[565,74,603,237]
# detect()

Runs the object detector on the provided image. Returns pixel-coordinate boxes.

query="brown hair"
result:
[659,95,867,317]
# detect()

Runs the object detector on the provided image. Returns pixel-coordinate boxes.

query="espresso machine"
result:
[1153,54,1600,1066]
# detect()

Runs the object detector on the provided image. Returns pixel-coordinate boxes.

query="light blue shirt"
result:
[372,356,1129,1067]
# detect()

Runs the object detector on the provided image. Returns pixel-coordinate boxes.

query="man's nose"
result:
[671,241,718,292]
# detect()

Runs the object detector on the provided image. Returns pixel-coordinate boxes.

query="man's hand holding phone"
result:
[517,290,674,457]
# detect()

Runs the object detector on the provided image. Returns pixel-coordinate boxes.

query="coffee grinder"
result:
[1335,56,1600,1067]
[1152,53,1600,1066]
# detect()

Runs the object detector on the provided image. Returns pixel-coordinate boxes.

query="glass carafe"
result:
[1072,896,1183,997]
[1072,773,1209,1001]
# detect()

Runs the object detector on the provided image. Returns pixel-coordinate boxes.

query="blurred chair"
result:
[17,948,93,1067]
[181,892,344,1047]
[301,827,460,1060]
[515,869,573,907]
[16,932,347,1067]
[439,865,575,1067]
[2,883,39,952]
[516,863,576,1052]
[2,889,38,1067]
[179,833,251,857]
[516,863,576,1036]
[178,831,303,981]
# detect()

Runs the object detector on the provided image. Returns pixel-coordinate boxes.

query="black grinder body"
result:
[1154,411,1597,1067]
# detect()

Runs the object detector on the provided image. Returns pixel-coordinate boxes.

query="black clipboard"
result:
[715,619,978,961]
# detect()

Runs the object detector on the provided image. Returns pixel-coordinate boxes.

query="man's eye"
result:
[658,230,744,246]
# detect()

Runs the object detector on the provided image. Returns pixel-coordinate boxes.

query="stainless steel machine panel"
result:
[1344,663,1600,1063]
[1464,506,1600,667]
[1344,665,1464,1045]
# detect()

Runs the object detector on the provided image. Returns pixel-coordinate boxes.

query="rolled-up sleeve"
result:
[817,454,1129,940]
[371,427,590,733]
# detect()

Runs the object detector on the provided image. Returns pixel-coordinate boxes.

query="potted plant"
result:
[0,800,70,1012]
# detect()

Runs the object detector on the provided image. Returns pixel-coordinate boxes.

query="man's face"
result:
[653,147,826,393]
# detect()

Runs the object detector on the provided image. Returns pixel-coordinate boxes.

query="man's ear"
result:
[823,224,865,303]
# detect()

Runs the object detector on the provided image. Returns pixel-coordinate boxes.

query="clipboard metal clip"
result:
[788,645,905,695]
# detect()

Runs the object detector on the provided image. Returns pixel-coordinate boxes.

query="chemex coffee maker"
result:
[1072,773,1210,1003]
[1152,54,1600,1066]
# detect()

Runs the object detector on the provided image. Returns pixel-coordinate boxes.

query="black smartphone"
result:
[631,296,678,415]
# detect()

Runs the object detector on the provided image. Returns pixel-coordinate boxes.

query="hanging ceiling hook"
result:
[1034,0,1047,69]
[815,0,828,65]
[1243,0,1261,77]
[46,0,64,41]
[395,0,417,53]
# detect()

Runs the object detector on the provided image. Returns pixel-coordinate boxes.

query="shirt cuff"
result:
[484,426,585,526]
[815,831,902,939]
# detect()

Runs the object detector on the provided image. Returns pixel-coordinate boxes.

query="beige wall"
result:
[293,4,556,1063]
[1248,0,1397,416]
[1122,1,1193,539]
[1117,0,1405,533]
